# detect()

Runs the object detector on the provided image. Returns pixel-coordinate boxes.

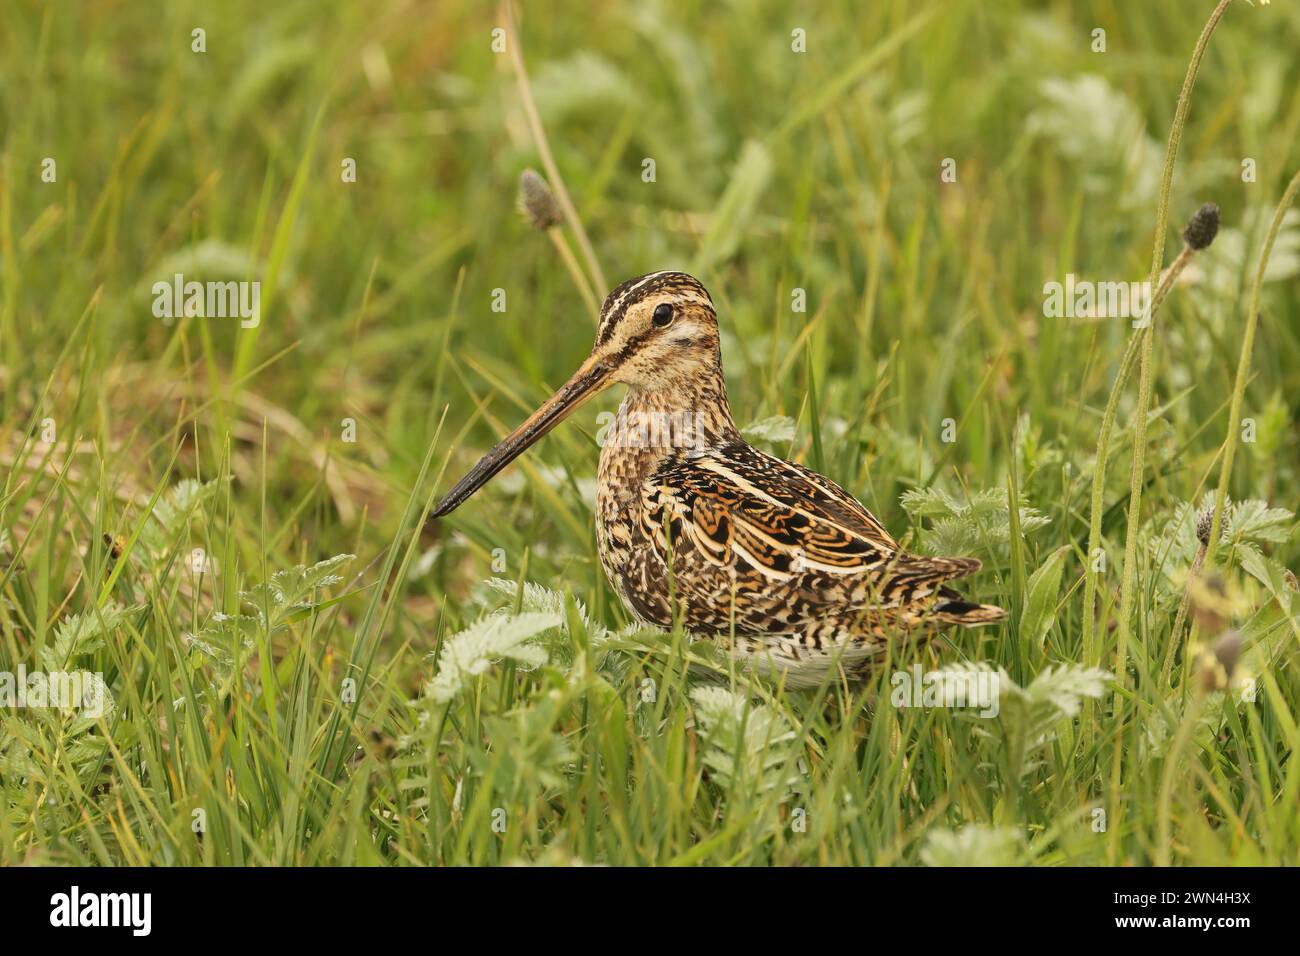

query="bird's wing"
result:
[638,441,1001,633]
[641,440,911,580]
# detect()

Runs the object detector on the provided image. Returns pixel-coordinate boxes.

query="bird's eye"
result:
[652,303,674,327]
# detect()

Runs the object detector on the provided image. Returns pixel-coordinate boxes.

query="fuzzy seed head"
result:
[1190,572,1231,639]
[1197,629,1241,693]
[1182,202,1220,251]
[1195,505,1229,548]
[517,168,562,231]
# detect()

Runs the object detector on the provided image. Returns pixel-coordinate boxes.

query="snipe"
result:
[433,272,1005,687]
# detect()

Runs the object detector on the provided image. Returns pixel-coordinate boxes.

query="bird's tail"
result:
[931,599,1007,627]
[890,555,1007,627]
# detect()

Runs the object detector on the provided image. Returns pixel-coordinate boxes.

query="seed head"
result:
[1196,629,1241,694]
[1195,505,1230,548]
[1189,571,1230,638]
[517,168,562,231]
[1182,202,1220,251]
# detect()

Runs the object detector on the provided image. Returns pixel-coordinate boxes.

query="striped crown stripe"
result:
[597,271,713,345]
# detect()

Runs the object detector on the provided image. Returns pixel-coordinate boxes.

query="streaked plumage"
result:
[434,271,1005,687]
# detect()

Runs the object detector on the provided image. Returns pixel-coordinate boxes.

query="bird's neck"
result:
[621,364,738,447]
[599,365,739,489]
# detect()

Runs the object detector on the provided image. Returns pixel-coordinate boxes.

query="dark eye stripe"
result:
[596,272,712,344]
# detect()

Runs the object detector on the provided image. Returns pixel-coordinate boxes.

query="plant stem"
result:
[1079,249,1198,766]
[1203,167,1300,568]
[1156,693,1205,866]
[547,226,601,319]
[1117,0,1232,662]
[1162,542,1206,687]
[1103,0,1233,864]
[1081,242,1197,676]
[501,1,607,294]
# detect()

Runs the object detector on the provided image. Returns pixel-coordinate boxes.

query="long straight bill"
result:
[431,358,609,517]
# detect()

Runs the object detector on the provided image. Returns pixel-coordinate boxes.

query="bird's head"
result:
[431,271,720,517]
[591,271,721,389]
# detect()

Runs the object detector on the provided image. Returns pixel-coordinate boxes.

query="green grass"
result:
[2,0,1299,866]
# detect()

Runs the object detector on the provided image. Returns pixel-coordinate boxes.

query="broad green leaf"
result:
[1021,546,1068,648]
